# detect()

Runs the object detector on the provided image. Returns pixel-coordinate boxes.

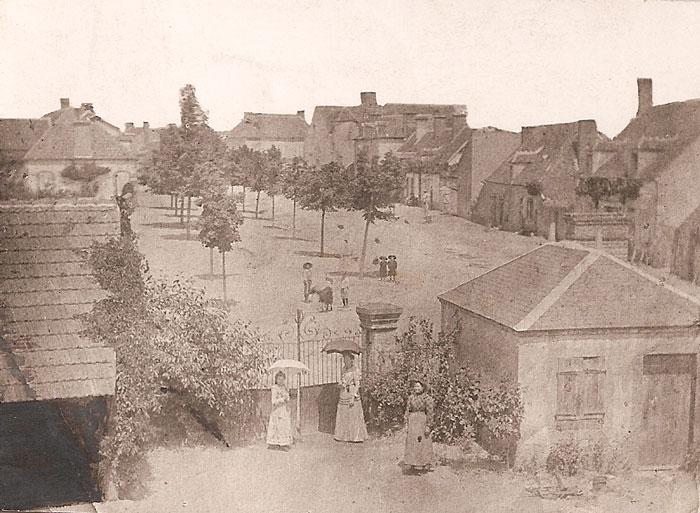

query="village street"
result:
[46,432,691,513]
[132,190,540,335]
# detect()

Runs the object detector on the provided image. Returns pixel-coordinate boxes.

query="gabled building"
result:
[0,201,118,509]
[0,118,51,164]
[473,119,609,239]
[119,120,161,165]
[23,102,137,198]
[594,79,700,272]
[304,91,466,167]
[225,111,308,159]
[439,243,700,469]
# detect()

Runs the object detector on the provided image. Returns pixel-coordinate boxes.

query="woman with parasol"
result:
[324,339,367,442]
[267,359,309,450]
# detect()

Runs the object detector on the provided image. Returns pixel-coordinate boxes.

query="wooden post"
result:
[221,252,227,303]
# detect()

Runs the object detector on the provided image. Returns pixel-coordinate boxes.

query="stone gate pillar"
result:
[356,303,402,376]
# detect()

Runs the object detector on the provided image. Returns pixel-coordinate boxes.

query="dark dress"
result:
[387,259,397,278]
[379,260,387,278]
[404,393,434,467]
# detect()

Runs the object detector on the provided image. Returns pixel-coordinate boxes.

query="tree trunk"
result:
[210,247,214,276]
[242,186,246,212]
[292,199,297,240]
[320,209,326,256]
[359,216,371,278]
[255,191,261,219]
[271,195,275,225]
[170,194,174,210]
[186,196,192,240]
[222,251,227,304]
[179,195,185,225]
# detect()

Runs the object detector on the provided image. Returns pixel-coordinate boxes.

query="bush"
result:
[84,235,269,497]
[61,163,110,182]
[546,438,632,476]
[361,318,523,458]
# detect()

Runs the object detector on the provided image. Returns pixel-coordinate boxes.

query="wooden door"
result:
[639,354,695,468]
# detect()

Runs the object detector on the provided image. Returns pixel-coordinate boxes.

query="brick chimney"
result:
[81,102,94,112]
[60,98,70,109]
[637,78,653,117]
[296,110,305,120]
[415,115,432,141]
[124,122,135,132]
[360,92,378,106]
[143,121,150,130]
[576,119,597,175]
[433,115,448,135]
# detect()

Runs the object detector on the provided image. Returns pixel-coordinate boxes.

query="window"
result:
[556,356,606,421]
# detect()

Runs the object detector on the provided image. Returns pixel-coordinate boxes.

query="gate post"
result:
[356,303,403,377]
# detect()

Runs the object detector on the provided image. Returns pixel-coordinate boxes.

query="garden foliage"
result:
[361,318,523,458]
[83,236,268,497]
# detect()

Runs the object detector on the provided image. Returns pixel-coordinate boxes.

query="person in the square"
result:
[404,379,434,473]
[302,262,313,302]
[340,274,350,307]
[387,255,397,282]
[267,372,293,450]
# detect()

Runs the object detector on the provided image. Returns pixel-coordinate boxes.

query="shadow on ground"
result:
[141,221,187,230]
[294,250,341,259]
[273,235,315,242]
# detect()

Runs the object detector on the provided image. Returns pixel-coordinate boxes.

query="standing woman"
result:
[404,379,434,473]
[334,352,368,442]
[267,372,293,450]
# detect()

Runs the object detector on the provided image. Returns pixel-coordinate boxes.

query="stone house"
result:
[594,79,700,272]
[473,119,611,239]
[22,101,137,199]
[224,111,309,159]
[0,201,118,509]
[119,120,161,166]
[304,91,466,168]
[439,243,700,469]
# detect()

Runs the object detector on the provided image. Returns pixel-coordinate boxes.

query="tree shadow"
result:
[294,250,341,259]
[141,221,187,230]
[161,233,199,241]
[273,236,315,242]
[263,225,286,230]
[194,273,241,280]
[328,270,379,278]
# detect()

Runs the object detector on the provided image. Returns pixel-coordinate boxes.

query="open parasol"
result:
[269,359,309,373]
[322,339,362,354]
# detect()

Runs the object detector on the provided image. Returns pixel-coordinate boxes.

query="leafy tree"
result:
[264,146,282,225]
[297,161,346,255]
[345,151,404,277]
[84,236,268,498]
[198,191,243,303]
[279,156,309,239]
[575,176,642,210]
[362,318,524,465]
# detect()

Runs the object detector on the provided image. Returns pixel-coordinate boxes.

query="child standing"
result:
[387,255,397,282]
[379,256,388,281]
[302,262,313,302]
[340,274,350,307]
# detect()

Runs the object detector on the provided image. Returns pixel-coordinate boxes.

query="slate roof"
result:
[438,243,700,331]
[227,112,309,142]
[0,201,118,402]
[482,122,608,207]
[25,108,134,161]
[0,119,51,161]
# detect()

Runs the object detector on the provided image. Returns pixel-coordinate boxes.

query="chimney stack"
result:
[125,122,135,132]
[81,102,94,112]
[143,121,150,130]
[637,78,653,117]
[60,98,70,109]
[415,115,432,141]
[576,119,597,176]
[297,110,305,120]
[360,92,378,107]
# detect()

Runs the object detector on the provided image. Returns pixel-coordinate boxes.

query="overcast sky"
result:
[2,0,700,137]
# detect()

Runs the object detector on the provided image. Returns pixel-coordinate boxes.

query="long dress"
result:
[334,366,368,442]
[267,384,293,446]
[404,393,435,467]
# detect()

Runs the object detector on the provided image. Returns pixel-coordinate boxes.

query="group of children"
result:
[302,262,350,311]
[376,255,398,282]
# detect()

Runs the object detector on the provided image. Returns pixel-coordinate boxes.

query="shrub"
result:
[545,438,632,476]
[61,163,110,182]
[84,235,269,497]
[361,318,523,457]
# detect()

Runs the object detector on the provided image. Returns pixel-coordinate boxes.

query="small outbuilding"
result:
[439,243,700,469]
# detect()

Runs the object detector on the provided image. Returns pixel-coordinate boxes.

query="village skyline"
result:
[3,0,700,136]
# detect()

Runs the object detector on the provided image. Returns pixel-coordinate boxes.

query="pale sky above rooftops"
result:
[1,0,700,137]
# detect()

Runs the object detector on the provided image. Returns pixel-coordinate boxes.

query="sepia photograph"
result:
[3,0,700,511]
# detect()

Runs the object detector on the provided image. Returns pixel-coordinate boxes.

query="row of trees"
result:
[140,84,406,283]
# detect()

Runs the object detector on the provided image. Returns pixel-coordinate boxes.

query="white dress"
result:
[267,384,293,446]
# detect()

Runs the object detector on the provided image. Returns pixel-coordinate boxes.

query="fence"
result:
[261,310,362,388]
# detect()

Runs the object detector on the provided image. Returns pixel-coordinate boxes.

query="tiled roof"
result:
[0,119,51,160]
[0,202,118,402]
[227,112,308,142]
[25,109,134,161]
[439,243,700,331]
